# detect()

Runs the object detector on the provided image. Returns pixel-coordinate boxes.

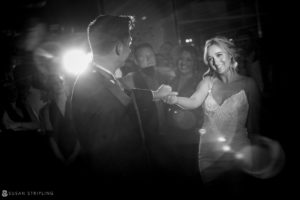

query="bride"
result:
[164,36,263,193]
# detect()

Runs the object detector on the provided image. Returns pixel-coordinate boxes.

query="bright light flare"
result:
[199,128,206,135]
[237,136,285,179]
[217,136,226,142]
[235,153,244,159]
[62,49,92,75]
[185,38,193,43]
[222,145,231,152]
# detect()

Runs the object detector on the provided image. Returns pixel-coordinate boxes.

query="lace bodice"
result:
[203,88,249,142]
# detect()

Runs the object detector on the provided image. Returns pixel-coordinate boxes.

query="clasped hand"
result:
[163,94,178,104]
[153,84,178,102]
[153,84,178,104]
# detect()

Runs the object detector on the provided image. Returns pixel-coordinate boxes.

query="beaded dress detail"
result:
[199,78,250,182]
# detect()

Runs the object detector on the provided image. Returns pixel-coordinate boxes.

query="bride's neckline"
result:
[210,89,245,107]
[208,75,247,107]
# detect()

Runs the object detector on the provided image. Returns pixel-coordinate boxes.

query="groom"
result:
[70,15,176,184]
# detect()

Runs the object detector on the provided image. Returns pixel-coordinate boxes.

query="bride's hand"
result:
[163,94,178,105]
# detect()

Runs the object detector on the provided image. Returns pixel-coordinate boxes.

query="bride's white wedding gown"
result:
[199,80,250,183]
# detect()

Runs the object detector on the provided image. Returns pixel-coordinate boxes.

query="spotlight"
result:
[62,49,92,75]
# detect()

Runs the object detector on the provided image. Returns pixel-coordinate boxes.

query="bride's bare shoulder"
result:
[196,76,214,90]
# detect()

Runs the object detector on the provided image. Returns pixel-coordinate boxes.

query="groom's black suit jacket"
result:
[71,64,154,180]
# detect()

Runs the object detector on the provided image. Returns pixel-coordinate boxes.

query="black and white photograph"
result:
[0,0,291,199]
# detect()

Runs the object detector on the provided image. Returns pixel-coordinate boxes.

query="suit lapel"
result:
[92,66,131,106]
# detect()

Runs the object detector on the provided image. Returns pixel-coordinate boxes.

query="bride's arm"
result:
[166,77,212,110]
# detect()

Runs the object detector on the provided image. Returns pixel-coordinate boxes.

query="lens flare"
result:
[199,128,206,135]
[237,136,285,179]
[235,152,244,159]
[62,49,92,75]
[217,136,226,142]
[222,145,231,152]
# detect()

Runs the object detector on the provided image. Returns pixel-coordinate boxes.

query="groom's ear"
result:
[115,41,123,56]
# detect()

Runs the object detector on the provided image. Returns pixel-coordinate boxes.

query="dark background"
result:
[0,0,294,198]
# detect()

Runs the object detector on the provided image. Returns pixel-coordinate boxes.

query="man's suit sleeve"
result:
[130,89,154,108]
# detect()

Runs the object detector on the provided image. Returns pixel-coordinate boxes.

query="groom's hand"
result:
[152,84,178,101]
[163,94,178,105]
